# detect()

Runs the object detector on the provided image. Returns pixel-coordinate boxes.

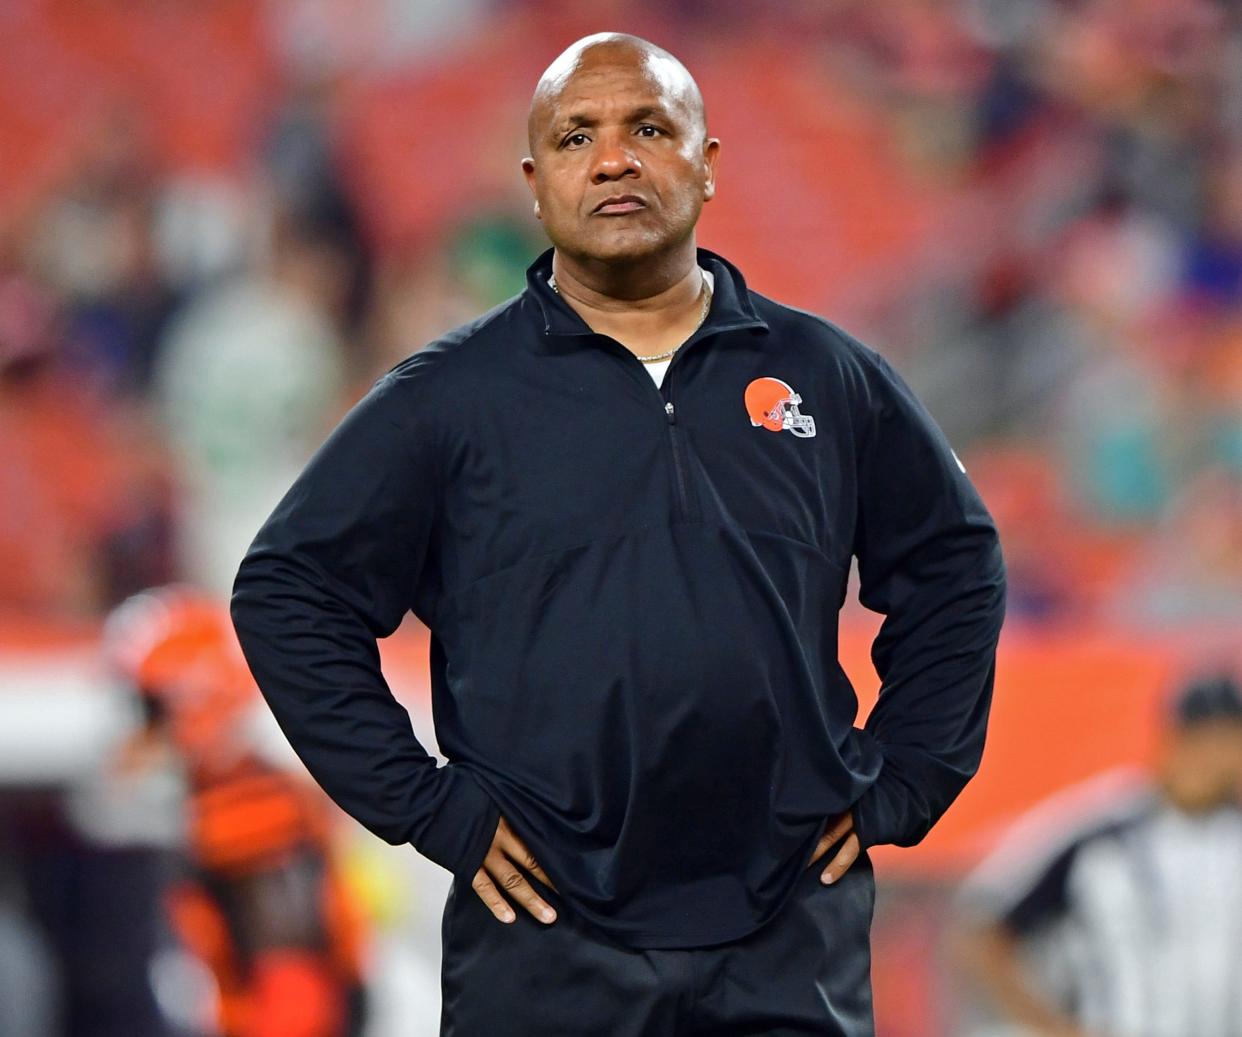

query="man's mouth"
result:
[592,195,647,215]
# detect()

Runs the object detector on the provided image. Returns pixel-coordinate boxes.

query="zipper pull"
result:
[665,401,675,424]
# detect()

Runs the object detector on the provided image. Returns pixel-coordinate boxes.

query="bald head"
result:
[527,33,707,153]
[521,32,719,273]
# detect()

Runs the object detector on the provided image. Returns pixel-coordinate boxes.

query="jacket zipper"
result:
[593,341,694,519]
[601,323,741,522]
[665,400,690,518]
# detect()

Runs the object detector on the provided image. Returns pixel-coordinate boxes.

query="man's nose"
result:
[590,134,641,183]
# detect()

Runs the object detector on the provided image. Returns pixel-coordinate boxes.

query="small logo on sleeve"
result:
[744,377,817,438]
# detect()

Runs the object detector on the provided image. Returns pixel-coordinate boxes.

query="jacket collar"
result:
[523,246,770,350]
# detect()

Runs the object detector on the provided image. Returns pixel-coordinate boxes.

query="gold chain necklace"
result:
[549,272,712,364]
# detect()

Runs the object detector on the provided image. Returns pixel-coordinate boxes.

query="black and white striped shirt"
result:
[958,769,1242,1037]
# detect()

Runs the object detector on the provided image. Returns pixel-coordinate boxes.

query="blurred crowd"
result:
[2,0,1241,628]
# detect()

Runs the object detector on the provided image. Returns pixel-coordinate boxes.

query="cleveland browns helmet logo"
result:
[744,377,817,438]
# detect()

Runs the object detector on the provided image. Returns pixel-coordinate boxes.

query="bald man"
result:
[232,33,1006,1036]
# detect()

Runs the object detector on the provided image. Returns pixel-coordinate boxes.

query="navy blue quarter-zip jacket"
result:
[231,247,1006,949]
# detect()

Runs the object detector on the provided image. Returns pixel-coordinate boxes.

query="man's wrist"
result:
[413,764,500,879]
[849,767,899,851]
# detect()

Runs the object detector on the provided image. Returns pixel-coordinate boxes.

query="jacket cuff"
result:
[850,765,904,851]
[413,765,500,881]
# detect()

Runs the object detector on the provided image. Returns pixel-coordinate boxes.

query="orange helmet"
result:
[744,377,817,438]
[104,586,257,760]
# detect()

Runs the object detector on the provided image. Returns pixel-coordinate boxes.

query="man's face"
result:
[523,51,718,266]
[1162,720,1242,812]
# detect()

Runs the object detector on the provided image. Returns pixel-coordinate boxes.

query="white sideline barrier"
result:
[0,652,133,785]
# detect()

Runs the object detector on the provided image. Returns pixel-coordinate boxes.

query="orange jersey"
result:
[169,758,367,1037]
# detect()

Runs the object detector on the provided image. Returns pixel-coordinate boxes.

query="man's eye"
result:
[563,133,590,148]
[636,125,663,137]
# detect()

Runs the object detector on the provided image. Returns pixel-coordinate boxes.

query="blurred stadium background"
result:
[1,1,1240,1034]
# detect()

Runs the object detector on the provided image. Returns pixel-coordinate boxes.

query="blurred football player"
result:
[105,586,368,1037]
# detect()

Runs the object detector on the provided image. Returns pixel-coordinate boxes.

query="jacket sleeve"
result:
[847,349,1007,850]
[230,365,499,881]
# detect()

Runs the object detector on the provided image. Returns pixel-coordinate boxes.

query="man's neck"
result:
[550,243,709,358]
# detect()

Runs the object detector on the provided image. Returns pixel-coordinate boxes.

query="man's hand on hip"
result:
[472,815,559,925]
[807,809,861,885]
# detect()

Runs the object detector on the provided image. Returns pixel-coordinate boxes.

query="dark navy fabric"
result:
[231,247,1006,948]
[440,851,878,1036]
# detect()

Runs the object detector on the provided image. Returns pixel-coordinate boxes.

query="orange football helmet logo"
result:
[744,377,816,438]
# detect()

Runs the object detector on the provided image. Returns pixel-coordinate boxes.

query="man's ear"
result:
[521,157,541,220]
[702,138,720,202]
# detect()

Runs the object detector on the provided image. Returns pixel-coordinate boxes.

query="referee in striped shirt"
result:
[952,673,1242,1037]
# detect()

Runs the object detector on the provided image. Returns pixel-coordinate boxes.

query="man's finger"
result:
[807,811,855,868]
[499,823,559,892]
[820,832,861,885]
[470,869,516,924]
[487,856,557,924]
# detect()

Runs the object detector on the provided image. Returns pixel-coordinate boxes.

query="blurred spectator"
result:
[153,212,348,597]
[1045,196,1182,526]
[1114,467,1242,626]
[261,73,373,340]
[954,449,1078,621]
[951,672,1242,1037]
[0,271,172,616]
[27,108,179,398]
